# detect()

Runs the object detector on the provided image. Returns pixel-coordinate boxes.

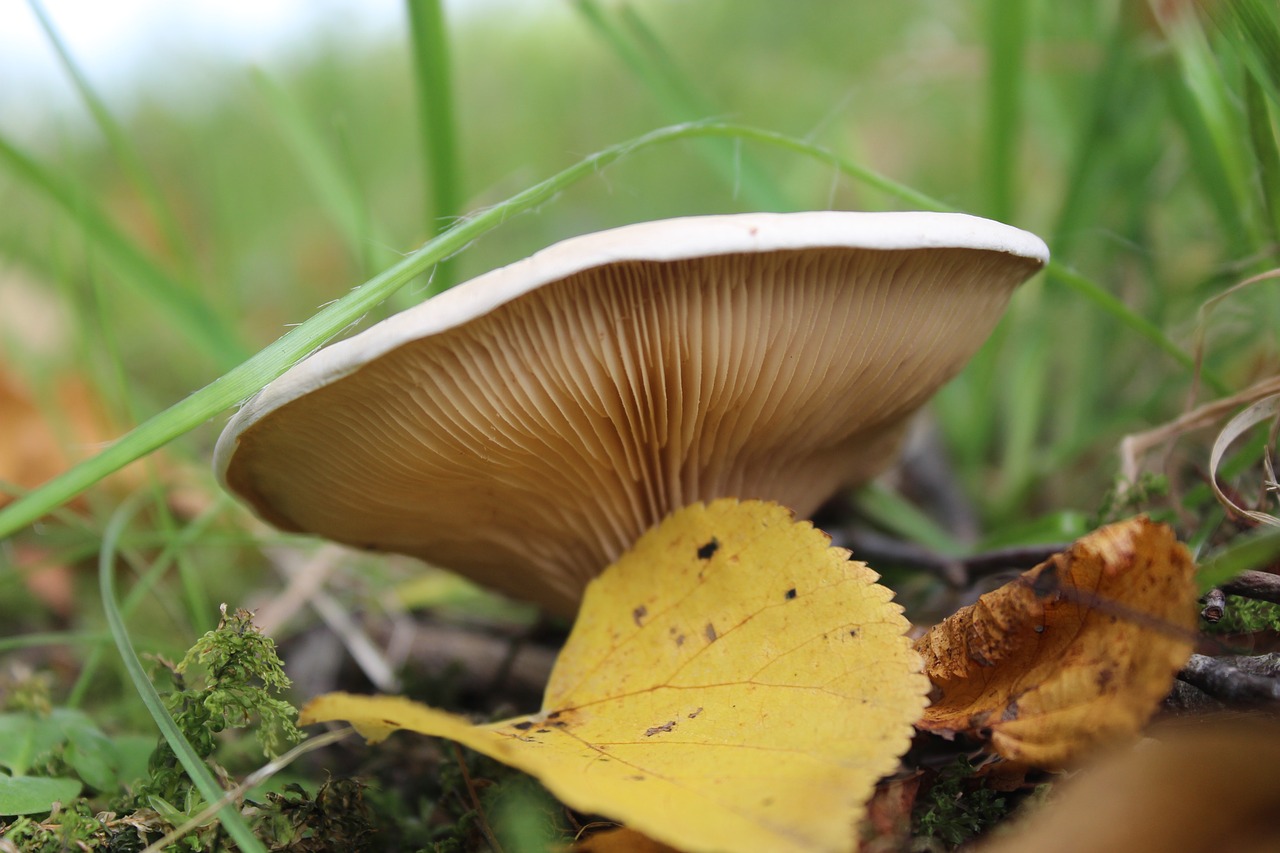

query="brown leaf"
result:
[0,370,114,507]
[572,827,684,853]
[915,517,1198,768]
[0,367,185,514]
[860,776,921,853]
[12,544,76,620]
[1,369,62,504]
[979,718,1280,853]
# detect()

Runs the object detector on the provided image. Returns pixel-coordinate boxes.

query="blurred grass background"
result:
[1,0,1278,811]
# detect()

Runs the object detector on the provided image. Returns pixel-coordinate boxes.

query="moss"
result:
[912,759,1013,848]
[1208,595,1280,635]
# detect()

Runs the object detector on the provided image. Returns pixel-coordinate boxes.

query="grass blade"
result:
[852,482,966,557]
[406,0,463,290]
[1045,261,1226,394]
[1245,73,1280,248]
[572,0,791,211]
[0,134,247,369]
[0,632,108,653]
[1049,8,1140,256]
[26,0,195,269]
[0,122,720,537]
[984,0,1029,221]
[252,69,390,277]
[1160,10,1260,252]
[68,500,227,707]
[0,122,1220,537]
[99,498,266,853]
[1209,0,1280,108]
[1197,526,1280,591]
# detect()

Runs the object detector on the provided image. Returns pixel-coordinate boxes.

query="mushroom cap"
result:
[216,211,1048,616]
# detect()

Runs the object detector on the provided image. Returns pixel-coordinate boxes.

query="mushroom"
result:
[215,211,1048,617]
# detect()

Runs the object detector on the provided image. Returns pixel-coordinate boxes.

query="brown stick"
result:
[1221,570,1280,605]
[1218,652,1280,679]
[841,528,1068,588]
[1201,588,1227,623]
[1178,653,1280,704]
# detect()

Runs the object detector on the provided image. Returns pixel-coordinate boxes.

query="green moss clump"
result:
[912,759,1013,848]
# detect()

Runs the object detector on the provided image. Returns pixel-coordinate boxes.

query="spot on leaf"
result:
[696,538,720,560]
[644,720,677,737]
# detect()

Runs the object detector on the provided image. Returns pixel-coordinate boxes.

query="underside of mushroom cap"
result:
[216,211,1048,616]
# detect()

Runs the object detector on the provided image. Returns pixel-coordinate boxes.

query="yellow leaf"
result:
[915,517,1198,769]
[301,499,928,853]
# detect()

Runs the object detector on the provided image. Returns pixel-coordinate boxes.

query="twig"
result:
[1178,653,1280,704]
[1201,588,1227,622]
[255,544,344,635]
[962,543,1071,580]
[1118,373,1280,484]
[1216,653,1280,679]
[1221,570,1280,605]
[842,529,1067,588]
[843,528,964,586]
[452,742,503,853]
[267,547,402,693]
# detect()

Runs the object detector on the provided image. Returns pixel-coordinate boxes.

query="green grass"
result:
[2,1,1280,849]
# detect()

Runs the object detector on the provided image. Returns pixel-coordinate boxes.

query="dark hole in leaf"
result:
[785,587,797,600]
[513,721,534,730]
[697,538,720,560]
[1031,563,1061,598]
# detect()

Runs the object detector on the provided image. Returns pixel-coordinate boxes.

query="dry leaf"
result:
[980,718,1280,853]
[573,827,684,853]
[1209,392,1280,526]
[1,370,70,505]
[915,517,1197,769]
[0,366,206,520]
[301,499,929,853]
[0,369,121,507]
[860,776,922,853]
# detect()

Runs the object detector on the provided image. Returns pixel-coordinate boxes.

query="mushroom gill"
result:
[223,243,1040,616]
